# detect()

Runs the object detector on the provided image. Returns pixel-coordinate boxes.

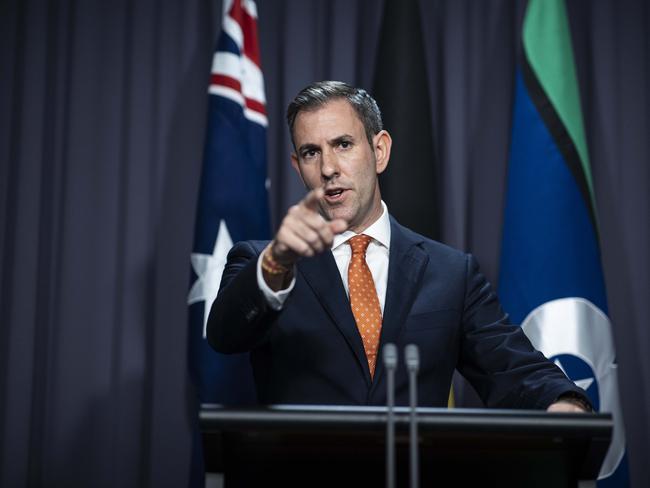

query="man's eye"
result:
[339,141,351,149]
[303,149,318,158]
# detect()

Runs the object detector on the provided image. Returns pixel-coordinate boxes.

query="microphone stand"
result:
[383,343,398,488]
[405,344,420,488]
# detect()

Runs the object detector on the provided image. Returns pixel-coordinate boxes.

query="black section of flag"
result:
[520,53,598,235]
[372,0,439,240]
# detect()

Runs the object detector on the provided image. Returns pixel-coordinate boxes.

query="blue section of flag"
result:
[217,33,240,56]
[194,95,270,254]
[499,70,607,324]
[499,70,629,488]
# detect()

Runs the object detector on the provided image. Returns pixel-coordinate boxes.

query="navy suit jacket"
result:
[207,217,585,408]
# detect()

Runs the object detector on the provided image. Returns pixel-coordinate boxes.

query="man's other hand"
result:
[546,400,590,413]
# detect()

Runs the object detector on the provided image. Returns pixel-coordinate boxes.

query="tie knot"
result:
[348,234,372,256]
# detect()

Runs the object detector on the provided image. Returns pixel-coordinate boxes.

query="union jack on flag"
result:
[208,0,267,127]
[188,0,270,405]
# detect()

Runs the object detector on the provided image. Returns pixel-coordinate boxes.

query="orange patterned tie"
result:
[348,234,382,378]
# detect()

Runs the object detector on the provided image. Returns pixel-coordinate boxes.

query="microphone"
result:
[405,344,420,488]
[383,343,398,488]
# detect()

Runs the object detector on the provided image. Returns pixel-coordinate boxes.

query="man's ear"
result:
[290,152,303,180]
[373,130,392,175]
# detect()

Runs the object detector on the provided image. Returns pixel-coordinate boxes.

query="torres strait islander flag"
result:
[188,0,270,406]
[498,0,628,486]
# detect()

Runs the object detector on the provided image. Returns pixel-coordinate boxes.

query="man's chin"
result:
[321,205,352,225]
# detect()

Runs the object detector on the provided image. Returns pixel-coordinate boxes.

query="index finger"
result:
[301,187,324,212]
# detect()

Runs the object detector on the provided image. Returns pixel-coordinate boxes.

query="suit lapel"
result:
[297,251,371,385]
[372,218,429,388]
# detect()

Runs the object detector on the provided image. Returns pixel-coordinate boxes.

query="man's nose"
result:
[321,149,339,180]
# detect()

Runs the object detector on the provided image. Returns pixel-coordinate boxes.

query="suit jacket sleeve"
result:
[457,254,589,409]
[206,241,280,354]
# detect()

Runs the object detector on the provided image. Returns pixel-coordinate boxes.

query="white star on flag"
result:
[188,220,233,337]
[554,358,594,391]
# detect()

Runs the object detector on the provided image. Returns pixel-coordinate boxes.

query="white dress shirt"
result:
[257,202,391,312]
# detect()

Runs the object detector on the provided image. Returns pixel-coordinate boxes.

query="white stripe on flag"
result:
[212,52,266,104]
[243,0,258,18]
[208,85,267,127]
[209,85,244,107]
[241,56,266,104]
[212,51,241,80]
[244,108,268,127]
[223,15,243,49]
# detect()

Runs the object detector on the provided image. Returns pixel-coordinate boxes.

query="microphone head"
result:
[383,343,398,369]
[404,344,420,372]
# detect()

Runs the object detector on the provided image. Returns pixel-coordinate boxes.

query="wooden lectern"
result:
[200,405,612,488]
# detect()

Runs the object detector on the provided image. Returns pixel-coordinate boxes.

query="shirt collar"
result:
[332,201,391,251]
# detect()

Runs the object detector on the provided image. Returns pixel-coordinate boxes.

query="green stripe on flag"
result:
[523,0,596,212]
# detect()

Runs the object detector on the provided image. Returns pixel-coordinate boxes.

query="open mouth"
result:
[324,188,346,202]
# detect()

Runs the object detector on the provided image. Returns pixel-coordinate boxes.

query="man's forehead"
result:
[293,99,363,138]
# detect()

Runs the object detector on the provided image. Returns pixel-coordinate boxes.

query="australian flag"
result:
[188,0,270,407]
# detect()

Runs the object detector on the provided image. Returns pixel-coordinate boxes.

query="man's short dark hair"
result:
[286,81,383,147]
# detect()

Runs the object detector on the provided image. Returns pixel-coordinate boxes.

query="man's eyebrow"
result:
[297,134,355,154]
[329,134,354,145]
[297,142,319,154]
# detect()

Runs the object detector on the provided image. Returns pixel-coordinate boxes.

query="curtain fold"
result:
[1,1,648,487]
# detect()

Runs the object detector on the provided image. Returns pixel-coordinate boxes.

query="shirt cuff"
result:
[256,251,296,311]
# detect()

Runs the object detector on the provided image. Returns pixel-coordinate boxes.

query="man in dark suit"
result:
[207,80,590,412]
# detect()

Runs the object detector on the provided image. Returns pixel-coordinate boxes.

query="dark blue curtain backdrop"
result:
[1,1,648,487]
